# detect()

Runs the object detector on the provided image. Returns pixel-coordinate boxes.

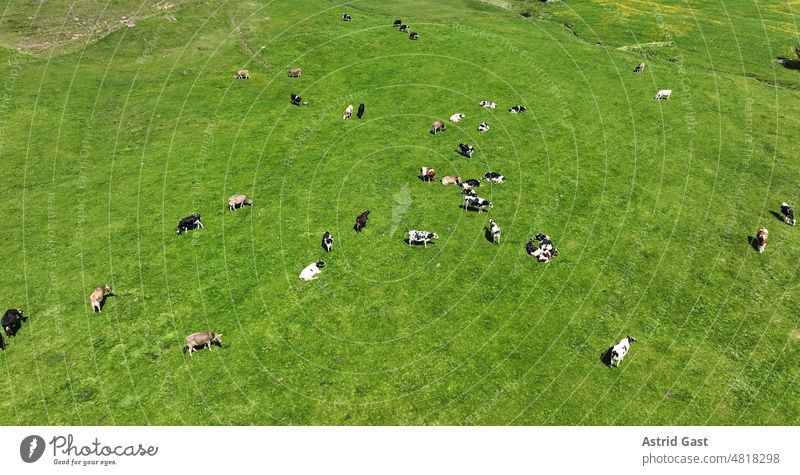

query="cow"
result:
[343,104,353,120]
[184,331,222,357]
[420,167,436,182]
[464,195,492,212]
[288,68,302,77]
[357,103,365,119]
[459,143,474,158]
[633,62,645,73]
[460,178,480,189]
[508,105,527,113]
[431,120,446,135]
[409,32,419,40]
[441,176,460,186]
[393,19,402,27]
[89,285,113,313]
[399,24,410,32]
[1,309,24,337]
[322,231,334,253]
[407,230,439,247]
[228,194,253,211]
[529,233,558,262]
[477,122,490,132]
[654,89,672,100]
[354,210,370,232]
[234,69,250,79]
[610,336,636,367]
[525,238,537,257]
[290,93,302,106]
[342,13,352,22]
[462,188,478,197]
[484,172,504,183]
[177,214,203,235]
[756,227,769,253]
[449,113,465,123]
[479,101,497,108]
[488,219,501,244]
[299,260,325,281]
[780,202,796,225]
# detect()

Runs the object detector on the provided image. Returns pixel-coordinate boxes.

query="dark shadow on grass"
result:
[747,236,760,252]
[403,239,436,247]
[484,227,495,244]
[98,293,114,313]
[777,57,800,70]
[600,347,614,367]
[769,210,784,223]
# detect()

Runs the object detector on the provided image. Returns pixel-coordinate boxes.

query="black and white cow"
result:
[399,24,410,32]
[299,260,325,281]
[409,32,419,40]
[290,93,302,106]
[610,336,636,367]
[529,233,558,262]
[525,239,537,257]
[393,19,402,27]
[462,188,478,197]
[464,195,492,212]
[342,13,352,22]
[1,309,24,338]
[322,231,334,253]
[780,202,796,226]
[407,230,439,247]
[633,62,645,73]
[176,214,203,235]
[488,219,501,244]
[479,101,496,109]
[483,172,504,183]
[477,122,490,132]
[459,143,474,158]
[508,105,527,113]
[460,178,480,189]
[357,103,365,119]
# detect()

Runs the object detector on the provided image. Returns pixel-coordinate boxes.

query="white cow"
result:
[449,113,465,122]
[299,260,325,281]
[488,219,501,244]
[343,104,353,120]
[610,336,636,367]
[654,89,672,100]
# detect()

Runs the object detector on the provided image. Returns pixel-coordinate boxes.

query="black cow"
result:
[354,210,370,232]
[176,214,203,235]
[290,93,302,106]
[1,309,23,338]
[458,143,474,158]
[322,231,334,253]
[393,19,402,27]
[357,103,365,119]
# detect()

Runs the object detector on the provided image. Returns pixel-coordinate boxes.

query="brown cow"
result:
[89,285,113,313]
[431,120,446,135]
[420,167,435,182]
[441,176,460,185]
[288,68,302,77]
[234,69,250,79]
[354,210,370,232]
[756,227,769,253]
[184,332,222,357]
[228,194,253,211]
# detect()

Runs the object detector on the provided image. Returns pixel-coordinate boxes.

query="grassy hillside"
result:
[1,0,799,425]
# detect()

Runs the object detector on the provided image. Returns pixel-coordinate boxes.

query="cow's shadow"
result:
[484,227,495,244]
[746,235,760,252]
[403,239,436,247]
[769,210,785,223]
[98,293,115,312]
[600,347,615,367]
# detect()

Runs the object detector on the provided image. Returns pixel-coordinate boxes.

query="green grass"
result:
[1,0,799,425]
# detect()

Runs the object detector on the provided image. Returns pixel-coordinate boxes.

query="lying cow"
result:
[460,178,480,189]
[407,230,439,247]
[525,239,537,257]
[449,113,464,123]
[654,89,672,100]
[409,32,419,40]
[459,143,474,158]
[441,176,460,186]
[288,68,302,77]
[342,13,352,22]
[234,69,250,79]
[780,202,795,226]
[528,233,558,262]
[477,122,490,132]
[431,120,446,135]
[633,62,645,73]
[756,227,769,253]
[89,285,113,313]
[322,231,334,253]
[357,103,365,119]
[464,195,492,212]
[479,101,496,109]
[610,336,636,367]
[488,219,501,244]
[354,210,370,232]
[290,93,302,106]
[184,331,222,357]
[343,104,353,120]
[484,172,504,183]
[393,19,402,27]
[420,167,436,182]
[1,309,24,337]
[177,214,203,234]
[399,24,410,32]
[508,105,527,113]
[228,194,253,211]
[299,260,325,281]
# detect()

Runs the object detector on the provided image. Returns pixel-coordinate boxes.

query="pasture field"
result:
[1,0,799,425]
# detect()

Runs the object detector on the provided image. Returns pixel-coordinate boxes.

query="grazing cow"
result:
[460,178,480,189]
[488,219,501,244]
[399,24,410,32]
[780,202,796,226]
[343,104,353,120]
[464,195,492,212]
[484,172,504,183]
[1,309,23,337]
[477,122,490,132]
[290,93,302,106]
[409,32,419,40]
[449,113,465,123]
[407,230,439,247]
[479,101,497,109]
[393,19,402,27]
[234,69,250,79]
[431,120,446,135]
[610,336,636,367]
[508,105,527,113]
[176,214,203,234]
[228,194,253,211]
[354,210,370,232]
[441,176,460,186]
[89,285,113,313]
[288,68,302,77]
[357,103,365,119]
[184,331,222,357]
[420,167,436,182]
[459,143,474,158]
[633,62,645,73]
[342,13,352,22]
[299,260,325,281]
[322,231,334,253]
[756,227,769,253]
[654,89,672,100]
